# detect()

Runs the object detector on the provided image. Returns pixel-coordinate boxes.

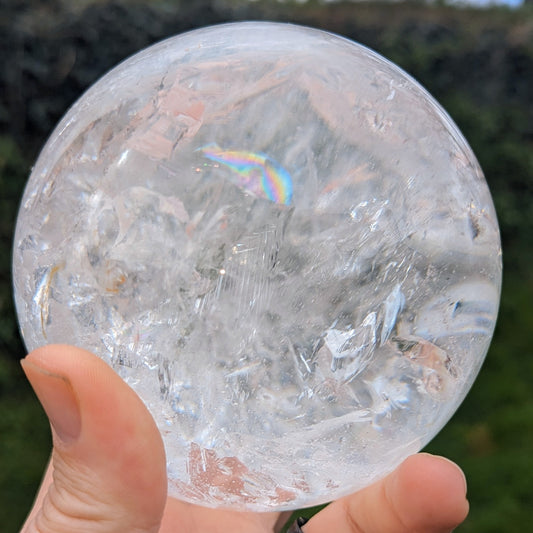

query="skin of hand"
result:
[20,345,469,533]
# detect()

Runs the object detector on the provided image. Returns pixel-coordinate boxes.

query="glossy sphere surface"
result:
[13,22,501,511]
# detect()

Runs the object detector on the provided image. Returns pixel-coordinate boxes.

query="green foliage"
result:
[0,138,28,356]
[0,356,51,532]
[1,1,532,531]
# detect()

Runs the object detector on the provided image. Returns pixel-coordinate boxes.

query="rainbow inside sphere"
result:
[13,22,501,511]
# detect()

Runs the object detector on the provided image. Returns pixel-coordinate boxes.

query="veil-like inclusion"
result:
[13,22,501,511]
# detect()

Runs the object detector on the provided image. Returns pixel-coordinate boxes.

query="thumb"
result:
[20,345,167,533]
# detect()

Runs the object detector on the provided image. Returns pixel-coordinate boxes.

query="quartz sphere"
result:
[13,22,502,511]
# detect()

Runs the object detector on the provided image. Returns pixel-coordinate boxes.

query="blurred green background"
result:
[1,1,532,531]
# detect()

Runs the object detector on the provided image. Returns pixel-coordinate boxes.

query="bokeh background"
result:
[1,1,532,531]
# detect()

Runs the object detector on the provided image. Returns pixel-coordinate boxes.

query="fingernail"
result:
[21,358,81,443]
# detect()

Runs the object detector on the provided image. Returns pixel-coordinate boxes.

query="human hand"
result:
[20,345,469,533]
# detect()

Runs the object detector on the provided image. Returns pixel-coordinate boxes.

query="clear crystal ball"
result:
[13,22,502,510]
